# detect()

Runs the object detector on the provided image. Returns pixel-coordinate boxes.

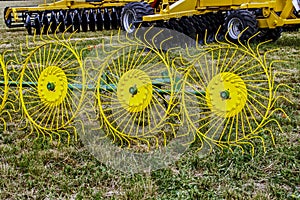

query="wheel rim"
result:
[123,9,136,33]
[117,69,153,113]
[227,18,243,40]
[37,66,68,107]
[206,72,248,118]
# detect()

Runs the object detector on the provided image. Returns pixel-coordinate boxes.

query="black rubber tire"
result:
[103,8,111,30]
[96,9,103,31]
[194,15,213,43]
[203,13,219,43]
[50,11,58,33]
[179,17,197,39]
[189,15,206,44]
[163,19,188,47]
[89,10,96,31]
[283,26,299,32]
[189,15,205,44]
[165,18,182,32]
[81,10,88,32]
[111,8,118,29]
[208,13,221,34]
[224,10,258,43]
[121,2,154,33]
[58,11,65,32]
[66,11,73,32]
[154,20,166,28]
[73,10,81,32]
[214,12,226,41]
[271,28,283,41]
[258,28,282,42]
[34,14,41,35]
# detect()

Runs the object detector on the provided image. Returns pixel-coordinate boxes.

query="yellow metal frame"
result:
[143,0,300,29]
[5,0,300,29]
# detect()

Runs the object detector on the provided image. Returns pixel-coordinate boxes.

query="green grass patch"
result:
[0,3,299,198]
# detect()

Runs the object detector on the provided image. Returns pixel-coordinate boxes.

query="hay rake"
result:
[0,27,291,172]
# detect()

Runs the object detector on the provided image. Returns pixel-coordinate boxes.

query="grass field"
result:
[0,1,299,199]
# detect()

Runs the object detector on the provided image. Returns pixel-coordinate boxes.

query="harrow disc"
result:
[81,10,88,32]
[19,39,85,139]
[89,9,96,31]
[66,11,73,32]
[42,12,49,34]
[181,42,276,154]
[96,9,103,31]
[58,11,66,32]
[103,8,110,30]
[50,11,58,33]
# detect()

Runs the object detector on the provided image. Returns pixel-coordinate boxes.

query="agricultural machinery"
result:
[3,0,300,42]
[0,26,290,172]
[1,0,293,172]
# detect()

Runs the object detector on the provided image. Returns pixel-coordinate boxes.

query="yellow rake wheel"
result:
[19,41,85,142]
[181,42,278,155]
[79,28,196,173]
[0,54,9,130]
[96,45,177,149]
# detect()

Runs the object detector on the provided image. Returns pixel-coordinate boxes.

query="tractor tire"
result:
[190,15,206,44]
[205,13,217,42]
[166,18,184,33]
[258,28,282,42]
[214,12,226,41]
[224,10,258,43]
[283,26,299,32]
[179,17,197,39]
[207,12,225,42]
[58,11,65,32]
[121,2,154,33]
